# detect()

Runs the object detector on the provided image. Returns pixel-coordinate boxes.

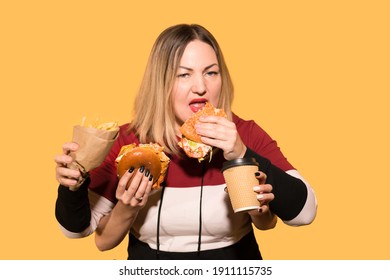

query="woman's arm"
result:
[284,169,317,226]
[248,171,277,230]
[56,179,115,238]
[195,115,317,225]
[245,147,317,225]
[94,201,139,251]
[94,166,154,251]
[250,209,278,230]
[55,181,91,234]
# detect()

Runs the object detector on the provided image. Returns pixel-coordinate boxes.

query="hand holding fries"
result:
[55,118,119,191]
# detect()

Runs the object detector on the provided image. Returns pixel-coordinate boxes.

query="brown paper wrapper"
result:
[68,125,119,190]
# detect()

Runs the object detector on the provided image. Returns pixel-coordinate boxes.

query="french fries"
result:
[80,117,118,131]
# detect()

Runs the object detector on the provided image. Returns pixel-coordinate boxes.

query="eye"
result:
[205,71,219,77]
[177,73,190,78]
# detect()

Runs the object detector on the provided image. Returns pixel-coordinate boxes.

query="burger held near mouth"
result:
[178,102,226,161]
[54,23,317,260]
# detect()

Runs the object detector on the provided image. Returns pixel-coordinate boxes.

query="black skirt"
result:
[127,230,262,260]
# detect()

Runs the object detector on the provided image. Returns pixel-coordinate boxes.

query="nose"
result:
[191,75,206,95]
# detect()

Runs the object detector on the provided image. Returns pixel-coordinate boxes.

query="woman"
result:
[55,24,317,260]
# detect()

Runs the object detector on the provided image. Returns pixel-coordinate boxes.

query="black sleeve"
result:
[244,148,307,221]
[55,178,91,233]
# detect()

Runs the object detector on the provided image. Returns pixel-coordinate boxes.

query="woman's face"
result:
[172,39,222,133]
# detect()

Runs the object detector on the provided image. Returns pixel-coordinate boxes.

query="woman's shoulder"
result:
[233,113,294,170]
[117,123,140,144]
[232,113,266,134]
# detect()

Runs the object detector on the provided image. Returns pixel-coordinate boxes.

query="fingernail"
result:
[149,175,153,181]
[145,170,150,177]
[253,186,261,191]
[139,166,145,173]
[255,171,261,176]
[128,167,134,173]
[257,194,264,200]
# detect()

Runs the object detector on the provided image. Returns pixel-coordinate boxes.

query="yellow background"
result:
[1,0,389,260]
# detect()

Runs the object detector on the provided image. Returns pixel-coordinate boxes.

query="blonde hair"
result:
[130,24,234,155]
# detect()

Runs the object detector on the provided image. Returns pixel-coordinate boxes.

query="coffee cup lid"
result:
[221,157,259,172]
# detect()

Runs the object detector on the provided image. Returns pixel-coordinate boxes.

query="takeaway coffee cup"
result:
[222,157,260,213]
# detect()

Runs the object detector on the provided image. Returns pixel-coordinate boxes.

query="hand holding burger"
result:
[115,143,170,190]
[178,102,227,162]
[178,102,246,161]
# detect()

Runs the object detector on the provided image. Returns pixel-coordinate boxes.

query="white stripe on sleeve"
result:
[283,170,317,226]
[58,190,114,238]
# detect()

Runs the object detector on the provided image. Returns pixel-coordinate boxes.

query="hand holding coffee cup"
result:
[222,158,261,213]
[251,171,274,215]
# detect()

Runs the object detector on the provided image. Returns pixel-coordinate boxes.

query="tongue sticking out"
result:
[189,102,206,113]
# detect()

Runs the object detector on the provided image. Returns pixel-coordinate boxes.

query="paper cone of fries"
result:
[68,119,119,190]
